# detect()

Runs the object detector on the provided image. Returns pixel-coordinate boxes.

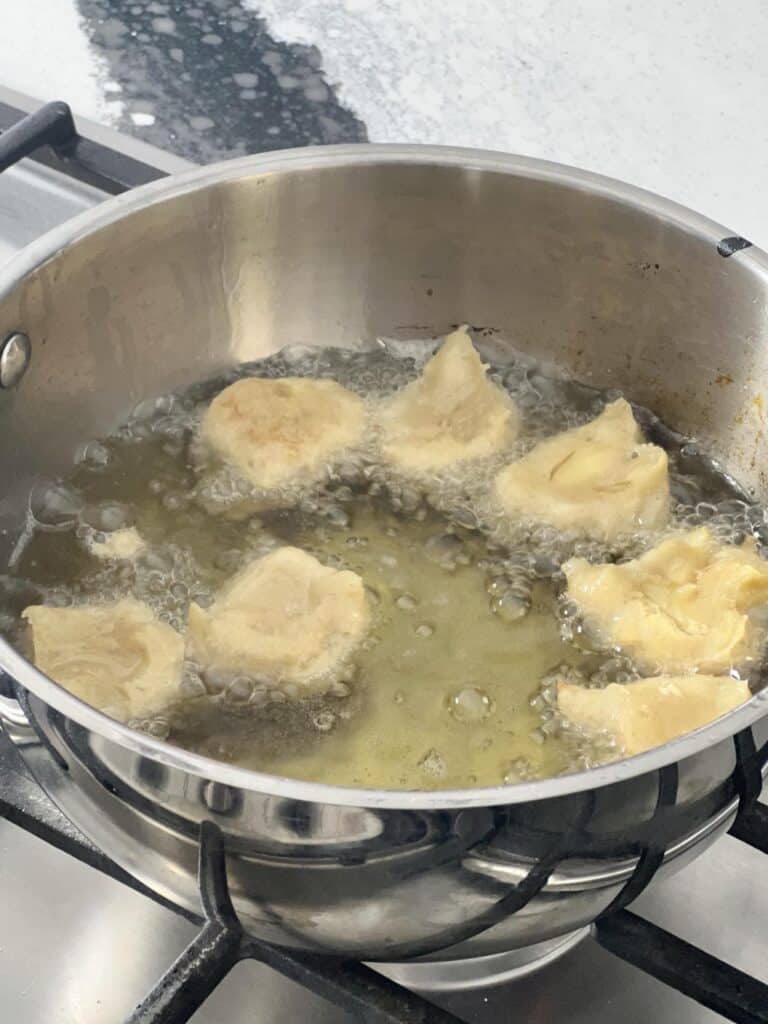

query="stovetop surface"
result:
[0,86,765,1024]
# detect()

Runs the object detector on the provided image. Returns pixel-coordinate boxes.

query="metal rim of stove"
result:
[0,132,767,808]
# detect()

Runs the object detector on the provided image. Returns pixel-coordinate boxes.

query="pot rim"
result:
[1,142,767,810]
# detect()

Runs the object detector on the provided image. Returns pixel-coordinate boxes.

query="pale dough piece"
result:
[88,527,146,561]
[564,527,768,673]
[22,598,184,722]
[557,675,751,756]
[494,399,670,541]
[378,326,519,475]
[200,377,366,492]
[187,546,369,687]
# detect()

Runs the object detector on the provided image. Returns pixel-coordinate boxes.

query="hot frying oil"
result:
[4,342,763,789]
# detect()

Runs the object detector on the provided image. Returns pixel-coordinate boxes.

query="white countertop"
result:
[252,0,768,242]
[2,0,768,246]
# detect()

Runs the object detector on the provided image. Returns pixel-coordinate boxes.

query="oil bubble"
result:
[146,717,170,739]
[79,441,111,468]
[490,590,530,623]
[202,667,230,695]
[29,481,82,531]
[448,687,493,722]
[424,532,466,569]
[325,505,350,529]
[82,501,132,533]
[312,710,336,732]
[180,675,207,699]
[226,678,254,703]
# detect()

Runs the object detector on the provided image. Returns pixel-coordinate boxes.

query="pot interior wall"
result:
[0,158,766,557]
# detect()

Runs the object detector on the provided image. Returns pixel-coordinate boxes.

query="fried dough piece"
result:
[564,527,768,673]
[22,598,184,721]
[378,326,519,476]
[494,399,670,541]
[200,376,366,493]
[558,674,750,755]
[187,546,369,688]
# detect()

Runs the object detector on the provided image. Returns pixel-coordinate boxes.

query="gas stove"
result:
[0,89,766,1024]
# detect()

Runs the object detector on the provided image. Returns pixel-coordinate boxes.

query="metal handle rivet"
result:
[0,332,31,389]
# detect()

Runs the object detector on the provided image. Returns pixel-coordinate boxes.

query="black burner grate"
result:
[127,819,460,1024]
[595,910,768,1024]
[3,724,766,1024]
[0,727,462,1024]
[0,100,767,1024]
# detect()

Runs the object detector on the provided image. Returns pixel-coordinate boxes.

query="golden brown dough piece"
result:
[22,598,184,721]
[494,398,669,541]
[564,527,768,673]
[200,376,366,493]
[378,326,519,476]
[557,674,751,756]
[187,546,369,688]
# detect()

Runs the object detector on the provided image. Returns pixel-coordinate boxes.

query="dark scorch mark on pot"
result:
[75,0,367,163]
[717,236,753,258]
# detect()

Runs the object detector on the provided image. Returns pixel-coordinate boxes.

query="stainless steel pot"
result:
[0,146,766,964]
